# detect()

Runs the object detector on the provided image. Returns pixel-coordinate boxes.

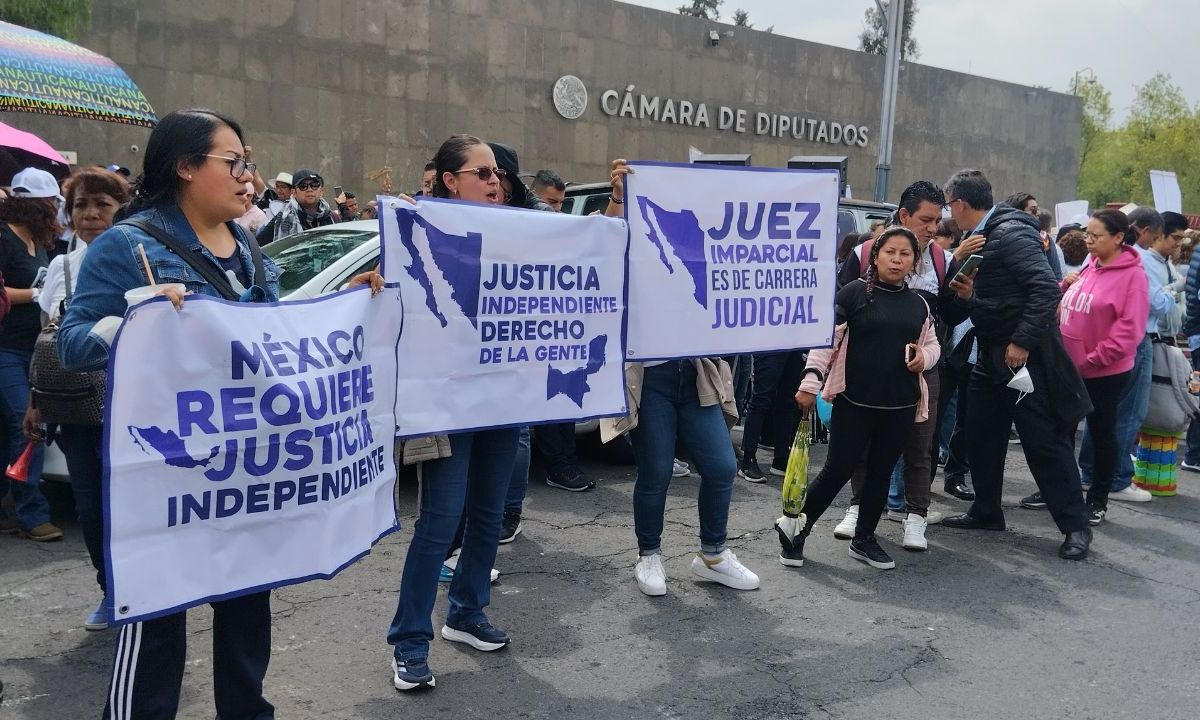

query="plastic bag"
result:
[775,420,811,549]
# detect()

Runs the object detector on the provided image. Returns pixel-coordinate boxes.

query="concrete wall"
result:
[18,0,1082,205]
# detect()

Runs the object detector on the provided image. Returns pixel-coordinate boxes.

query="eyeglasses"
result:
[203,155,255,178]
[295,181,323,191]
[453,166,507,182]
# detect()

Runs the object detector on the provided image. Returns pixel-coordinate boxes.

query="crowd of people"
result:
[1,106,1197,715]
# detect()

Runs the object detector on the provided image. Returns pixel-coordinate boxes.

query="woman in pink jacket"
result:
[785,227,944,570]
[1059,209,1148,525]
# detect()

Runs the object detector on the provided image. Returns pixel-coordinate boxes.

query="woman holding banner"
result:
[786,227,943,571]
[600,160,761,598]
[58,109,282,720]
[386,135,520,691]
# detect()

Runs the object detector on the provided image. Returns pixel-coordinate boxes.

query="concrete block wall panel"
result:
[14,0,1079,206]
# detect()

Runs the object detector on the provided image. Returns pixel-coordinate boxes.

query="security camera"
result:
[708,30,720,46]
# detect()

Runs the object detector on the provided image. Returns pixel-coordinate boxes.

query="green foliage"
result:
[1077,74,1200,212]
[0,0,91,40]
[859,1,919,60]
[678,0,722,20]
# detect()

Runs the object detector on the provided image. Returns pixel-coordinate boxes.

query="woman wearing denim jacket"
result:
[58,109,280,720]
[387,135,521,692]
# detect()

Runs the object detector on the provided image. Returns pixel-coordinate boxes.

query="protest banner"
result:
[1055,200,1089,229]
[623,161,840,359]
[379,197,628,437]
[104,287,402,624]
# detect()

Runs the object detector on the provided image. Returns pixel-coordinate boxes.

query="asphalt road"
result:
[3,436,1198,719]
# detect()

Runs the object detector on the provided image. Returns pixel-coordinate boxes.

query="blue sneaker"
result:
[85,596,111,631]
[392,657,435,690]
[441,621,510,651]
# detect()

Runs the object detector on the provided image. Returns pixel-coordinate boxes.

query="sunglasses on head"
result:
[453,166,507,182]
[295,181,322,191]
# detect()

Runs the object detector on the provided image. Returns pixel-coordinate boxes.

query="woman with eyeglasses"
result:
[386,134,520,692]
[58,108,281,719]
[0,167,62,543]
[1058,210,1148,525]
[23,167,130,631]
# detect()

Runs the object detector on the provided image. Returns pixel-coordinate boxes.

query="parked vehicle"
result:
[561,182,896,238]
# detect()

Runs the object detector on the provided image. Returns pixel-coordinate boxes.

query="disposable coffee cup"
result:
[124,283,186,308]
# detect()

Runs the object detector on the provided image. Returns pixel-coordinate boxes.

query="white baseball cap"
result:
[10,167,63,200]
[273,172,294,187]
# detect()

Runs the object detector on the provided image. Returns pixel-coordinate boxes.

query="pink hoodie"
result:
[1058,245,1149,379]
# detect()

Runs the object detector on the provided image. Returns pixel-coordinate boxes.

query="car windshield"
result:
[263,229,376,296]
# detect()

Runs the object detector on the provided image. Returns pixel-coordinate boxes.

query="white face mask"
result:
[1007,365,1034,403]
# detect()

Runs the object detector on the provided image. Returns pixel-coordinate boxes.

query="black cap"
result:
[292,169,323,186]
[487,142,527,208]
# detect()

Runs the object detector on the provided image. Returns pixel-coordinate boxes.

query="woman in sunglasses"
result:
[386,134,519,692]
[58,108,281,719]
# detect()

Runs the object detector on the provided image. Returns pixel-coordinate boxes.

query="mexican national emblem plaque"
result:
[552,75,588,120]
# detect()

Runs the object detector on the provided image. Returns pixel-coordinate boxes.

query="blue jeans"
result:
[59,424,105,590]
[387,427,519,662]
[887,459,905,512]
[504,426,531,514]
[939,389,958,457]
[1080,336,1151,492]
[0,346,49,528]
[1185,350,1200,466]
[630,362,737,555]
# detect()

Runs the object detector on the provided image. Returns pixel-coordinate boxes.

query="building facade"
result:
[20,0,1082,203]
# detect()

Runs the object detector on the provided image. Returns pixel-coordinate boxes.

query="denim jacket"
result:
[59,203,280,372]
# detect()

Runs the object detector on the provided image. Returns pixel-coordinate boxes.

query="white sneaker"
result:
[635,554,667,596]
[1110,485,1153,503]
[672,459,691,477]
[691,550,760,590]
[443,550,500,583]
[888,509,941,524]
[902,513,929,551]
[834,505,859,539]
[1181,461,1200,473]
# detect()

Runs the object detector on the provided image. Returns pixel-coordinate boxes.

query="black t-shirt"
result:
[837,278,928,409]
[0,224,49,351]
[215,251,250,293]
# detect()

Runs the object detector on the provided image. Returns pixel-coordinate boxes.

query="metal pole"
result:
[873,0,905,203]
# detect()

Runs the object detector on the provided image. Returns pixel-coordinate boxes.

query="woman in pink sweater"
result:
[1058,209,1148,525]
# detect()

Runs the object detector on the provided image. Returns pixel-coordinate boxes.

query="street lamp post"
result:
[873,0,906,204]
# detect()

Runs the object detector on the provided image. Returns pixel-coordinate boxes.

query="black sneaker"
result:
[1087,504,1106,526]
[848,536,896,570]
[775,523,807,567]
[1020,492,1047,510]
[738,458,765,483]
[769,460,787,477]
[498,511,522,544]
[392,657,435,690]
[546,468,594,492]
[441,621,510,652]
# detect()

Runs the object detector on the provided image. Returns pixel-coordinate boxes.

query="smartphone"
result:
[905,343,916,363]
[333,184,343,196]
[951,254,983,283]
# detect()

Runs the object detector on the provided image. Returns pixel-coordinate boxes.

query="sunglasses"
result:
[295,181,323,191]
[452,166,507,182]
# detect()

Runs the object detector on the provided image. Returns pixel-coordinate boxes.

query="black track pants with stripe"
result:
[103,591,274,720]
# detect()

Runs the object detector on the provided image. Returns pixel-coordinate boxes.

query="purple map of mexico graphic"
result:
[394,207,609,406]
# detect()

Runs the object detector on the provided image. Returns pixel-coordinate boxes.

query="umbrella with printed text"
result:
[0,20,157,128]
[0,119,69,185]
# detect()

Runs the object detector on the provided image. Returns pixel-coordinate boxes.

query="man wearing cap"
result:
[258,169,335,244]
[255,172,294,222]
